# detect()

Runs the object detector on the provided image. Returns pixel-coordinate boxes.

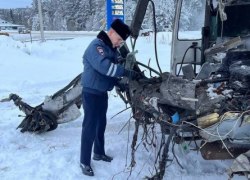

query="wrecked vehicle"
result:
[117,0,250,179]
[0,74,82,133]
[1,0,250,179]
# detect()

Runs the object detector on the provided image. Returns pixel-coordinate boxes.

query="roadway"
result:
[6,30,98,41]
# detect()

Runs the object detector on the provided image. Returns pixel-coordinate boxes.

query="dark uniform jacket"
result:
[81,31,125,94]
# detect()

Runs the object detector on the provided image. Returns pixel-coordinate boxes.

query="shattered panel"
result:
[159,72,196,110]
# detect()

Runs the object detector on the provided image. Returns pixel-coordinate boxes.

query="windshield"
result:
[178,0,206,40]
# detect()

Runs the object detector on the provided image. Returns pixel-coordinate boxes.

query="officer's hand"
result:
[117,57,126,64]
[124,69,143,80]
[115,81,128,92]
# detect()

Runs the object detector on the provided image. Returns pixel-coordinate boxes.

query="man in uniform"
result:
[80,19,140,176]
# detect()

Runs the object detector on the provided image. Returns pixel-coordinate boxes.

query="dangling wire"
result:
[129,0,162,75]
[149,0,162,75]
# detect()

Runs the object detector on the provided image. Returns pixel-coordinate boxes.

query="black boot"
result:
[93,154,113,162]
[80,163,94,176]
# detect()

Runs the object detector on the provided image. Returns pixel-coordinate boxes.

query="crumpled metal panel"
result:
[228,150,250,179]
[159,72,197,110]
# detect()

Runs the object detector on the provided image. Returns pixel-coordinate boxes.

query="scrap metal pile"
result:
[118,0,250,178]
[118,50,250,179]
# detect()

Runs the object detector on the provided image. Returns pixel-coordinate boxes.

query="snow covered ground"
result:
[0,32,245,180]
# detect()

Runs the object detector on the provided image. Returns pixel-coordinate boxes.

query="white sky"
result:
[0,0,32,9]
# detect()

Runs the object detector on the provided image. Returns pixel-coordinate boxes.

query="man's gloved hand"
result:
[124,69,143,80]
[117,57,126,64]
[115,81,128,92]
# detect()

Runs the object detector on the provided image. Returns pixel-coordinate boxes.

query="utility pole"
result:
[37,0,45,42]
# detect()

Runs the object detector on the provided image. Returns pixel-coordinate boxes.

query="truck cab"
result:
[171,0,250,78]
[171,0,205,76]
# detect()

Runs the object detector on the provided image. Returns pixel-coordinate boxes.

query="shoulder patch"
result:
[97,46,104,56]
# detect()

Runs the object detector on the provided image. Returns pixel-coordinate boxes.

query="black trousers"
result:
[80,91,108,166]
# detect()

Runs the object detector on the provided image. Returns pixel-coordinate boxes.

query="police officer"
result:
[80,19,139,176]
